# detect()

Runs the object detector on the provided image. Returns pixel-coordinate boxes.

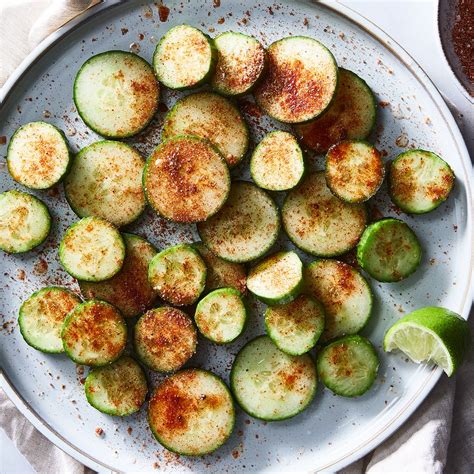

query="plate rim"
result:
[0,1,472,472]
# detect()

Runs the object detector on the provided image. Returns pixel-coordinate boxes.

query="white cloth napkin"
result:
[0,2,473,473]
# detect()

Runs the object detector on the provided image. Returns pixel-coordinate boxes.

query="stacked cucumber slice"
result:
[4,21,466,459]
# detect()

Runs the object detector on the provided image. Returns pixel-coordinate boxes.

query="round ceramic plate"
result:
[0,1,472,472]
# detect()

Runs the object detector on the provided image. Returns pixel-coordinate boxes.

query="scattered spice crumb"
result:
[303,17,309,26]
[153,462,159,469]
[17,269,26,281]
[0,136,6,145]
[33,258,48,275]
[395,133,409,148]
[138,33,145,41]
[213,0,220,7]
[338,32,345,40]
[425,117,432,125]
[217,17,225,24]
[42,110,51,118]
[95,427,104,437]
[127,427,133,435]
[232,450,240,459]
[453,225,458,232]
[379,101,390,108]
[429,258,436,265]
[158,4,170,22]
[121,28,129,35]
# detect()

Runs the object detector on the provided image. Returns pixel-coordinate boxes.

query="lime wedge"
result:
[384,306,470,376]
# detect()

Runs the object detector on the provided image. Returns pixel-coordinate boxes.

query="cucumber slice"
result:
[389,149,455,214]
[134,307,197,373]
[0,190,51,254]
[61,300,127,366]
[265,294,325,356]
[19,287,81,354]
[148,244,206,306]
[193,242,247,294]
[7,121,71,189]
[84,355,148,416]
[195,288,247,344]
[254,36,338,123]
[357,218,422,282]
[153,25,216,90]
[305,259,372,341]
[162,92,249,167]
[230,336,317,421]
[247,251,303,305]
[325,141,384,203]
[198,181,280,263]
[59,217,125,282]
[143,135,230,223]
[79,233,158,318]
[212,32,266,96]
[64,141,145,227]
[294,68,376,154]
[250,131,305,191]
[148,369,234,456]
[74,51,159,138]
[282,172,367,257]
[317,335,379,397]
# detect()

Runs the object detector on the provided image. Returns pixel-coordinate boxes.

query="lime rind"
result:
[383,306,470,376]
[384,322,453,375]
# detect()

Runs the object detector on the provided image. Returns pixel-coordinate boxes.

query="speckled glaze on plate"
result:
[0,1,472,472]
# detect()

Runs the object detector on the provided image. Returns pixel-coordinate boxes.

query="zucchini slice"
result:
[61,300,127,366]
[19,287,81,354]
[212,32,266,96]
[265,294,325,356]
[74,51,159,138]
[153,25,216,90]
[250,131,305,191]
[84,355,148,416]
[282,172,367,256]
[325,140,384,203]
[193,242,247,294]
[79,233,158,318]
[7,121,71,189]
[59,217,125,282]
[357,218,422,282]
[162,92,249,167]
[389,149,455,214]
[254,36,338,123]
[0,190,51,254]
[148,369,234,456]
[294,68,376,154]
[247,251,303,305]
[134,307,197,373]
[194,288,247,344]
[148,244,206,306]
[305,259,372,342]
[317,335,379,397]
[64,141,146,227]
[230,335,317,421]
[197,181,280,263]
[143,135,230,223]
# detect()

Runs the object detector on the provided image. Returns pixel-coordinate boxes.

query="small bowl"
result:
[437,0,474,102]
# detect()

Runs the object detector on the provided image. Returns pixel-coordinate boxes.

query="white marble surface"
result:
[1,1,471,472]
